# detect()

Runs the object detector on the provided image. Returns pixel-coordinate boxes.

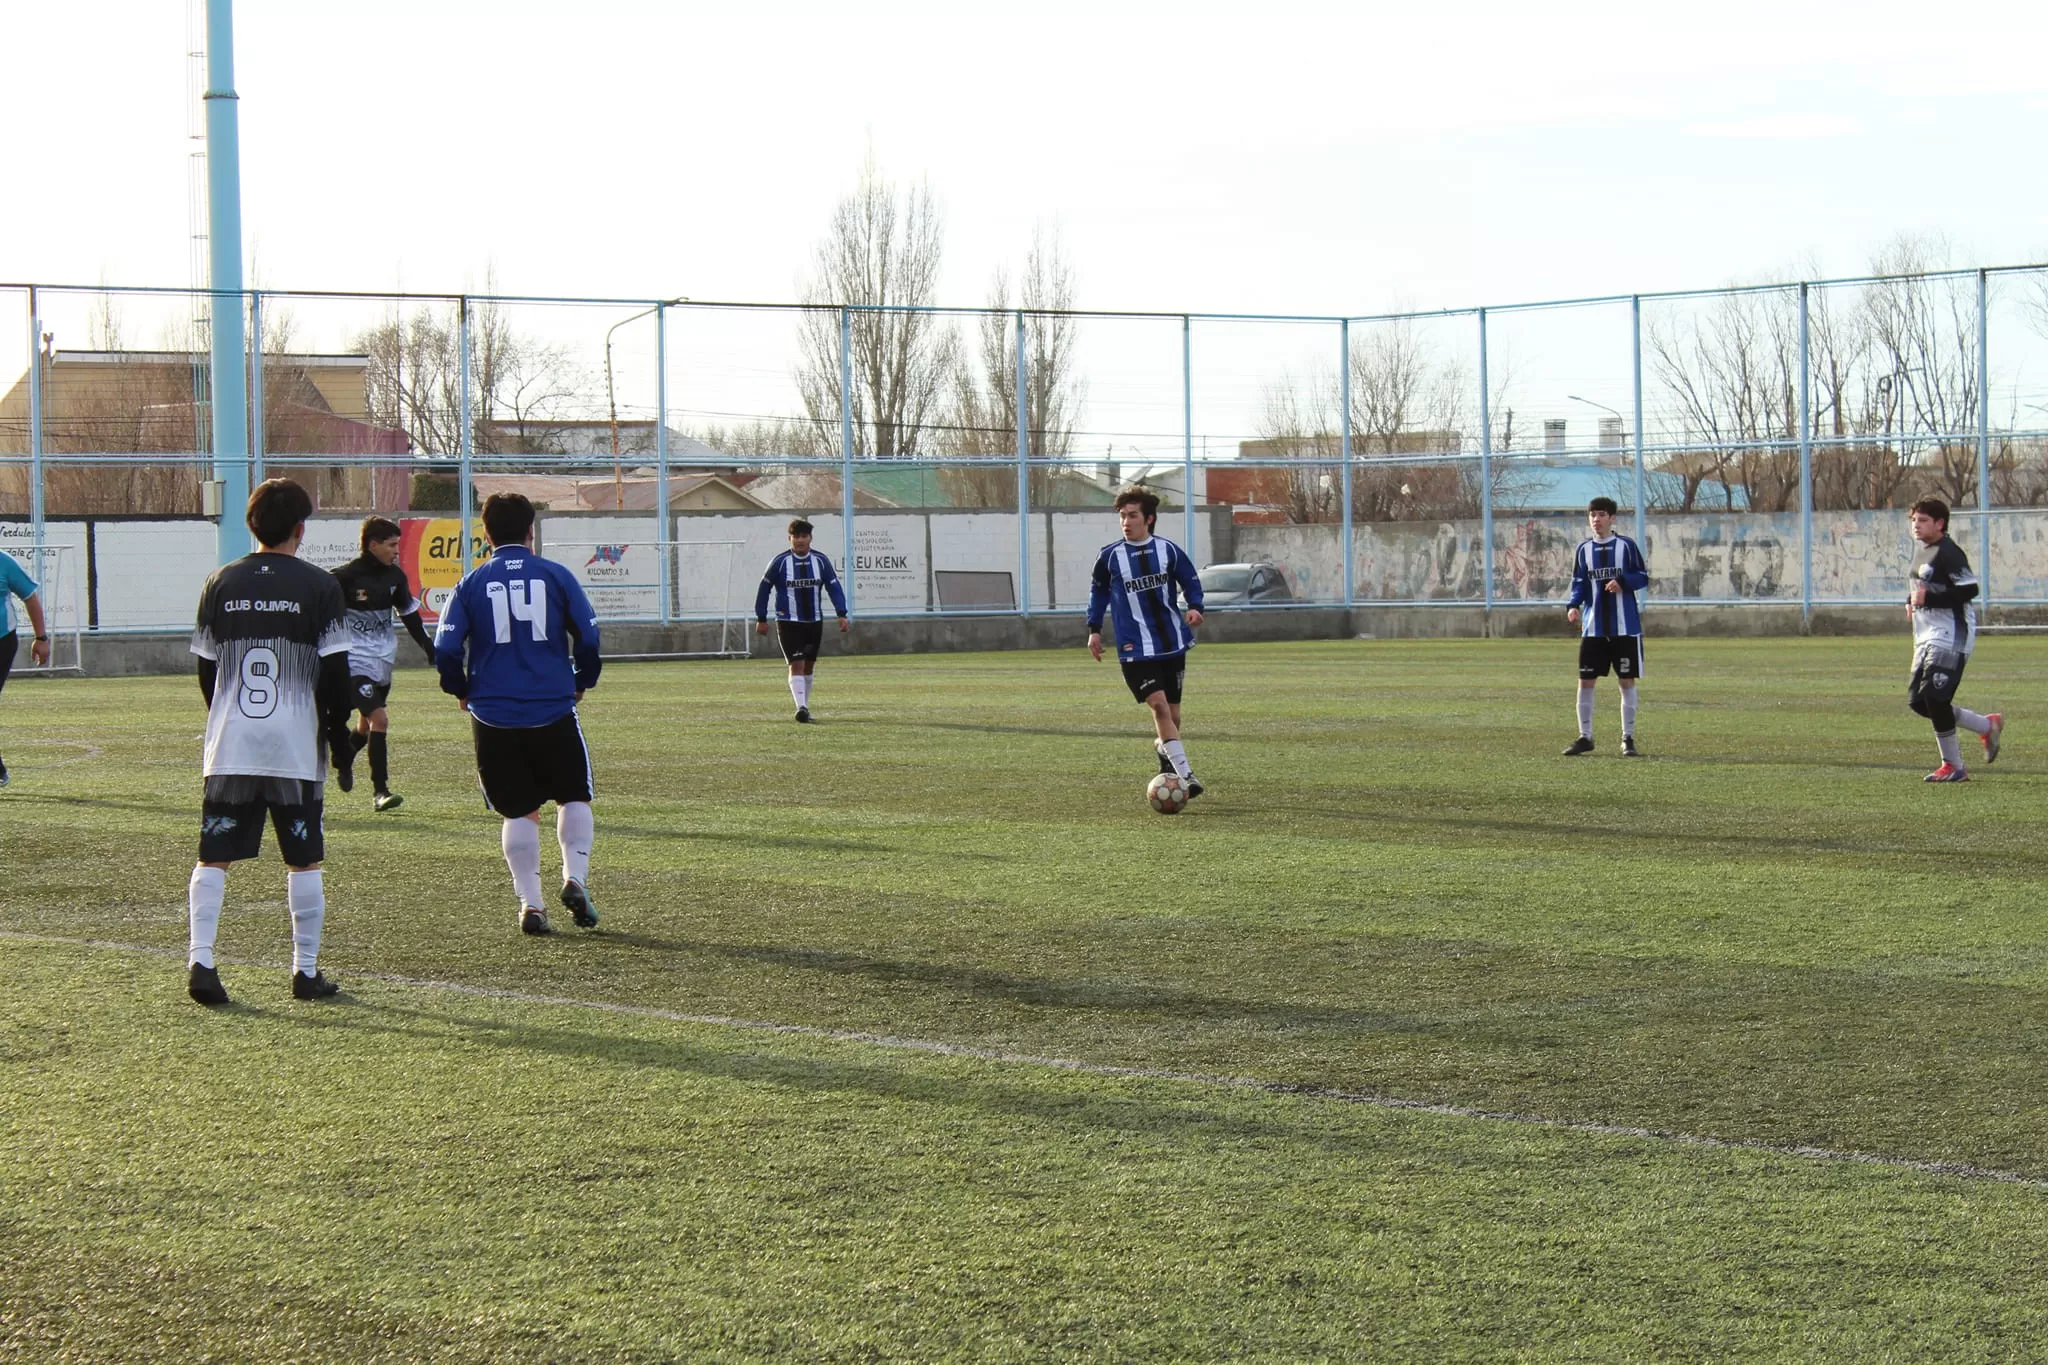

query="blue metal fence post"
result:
[247,290,265,485]
[204,0,249,565]
[458,295,474,575]
[1478,308,1492,612]
[1977,268,1992,603]
[1182,316,1195,554]
[1798,283,1813,625]
[26,289,45,565]
[1340,319,1354,606]
[1630,297,1647,543]
[656,301,672,623]
[838,307,856,614]
[1015,309,1031,616]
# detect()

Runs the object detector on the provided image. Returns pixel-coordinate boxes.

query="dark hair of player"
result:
[788,518,815,537]
[246,478,314,549]
[481,493,537,548]
[1114,487,1160,530]
[1909,497,1950,529]
[360,515,402,551]
[1587,496,1619,515]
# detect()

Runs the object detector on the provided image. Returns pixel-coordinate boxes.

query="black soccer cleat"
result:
[520,907,554,936]
[188,962,229,1006]
[795,707,812,723]
[1561,737,1596,756]
[291,970,340,1000]
[0,757,9,788]
[560,879,598,930]
[1621,736,1644,758]
[1184,776,1205,799]
[1154,742,1174,776]
[373,791,404,813]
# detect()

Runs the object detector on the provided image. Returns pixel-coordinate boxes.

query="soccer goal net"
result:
[5,542,85,674]
[540,539,751,659]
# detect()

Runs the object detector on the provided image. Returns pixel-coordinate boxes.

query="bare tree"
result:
[794,158,961,459]
[351,283,581,460]
[1863,235,1982,506]
[941,228,1088,506]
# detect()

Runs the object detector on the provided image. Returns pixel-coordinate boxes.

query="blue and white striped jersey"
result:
[1086,536,1204,662]
[434,547,602,728]
[755,550,849,623]
[1566,535,1649,637]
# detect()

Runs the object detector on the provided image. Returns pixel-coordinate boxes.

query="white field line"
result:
[7,928,2045,1191]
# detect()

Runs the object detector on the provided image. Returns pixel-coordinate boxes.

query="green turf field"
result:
[3,637,2046,1361]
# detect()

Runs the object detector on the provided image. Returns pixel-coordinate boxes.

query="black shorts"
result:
[1121,655,1186,705]
[472,712,594,819]
[1578,635,1644,680]
[0,630,14,694]
[776,620,825,664]
[199,796,325,865]
[1908,643,1966,709]
[350,675,392,716]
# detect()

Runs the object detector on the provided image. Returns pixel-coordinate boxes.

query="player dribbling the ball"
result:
[1087,488,1207,800]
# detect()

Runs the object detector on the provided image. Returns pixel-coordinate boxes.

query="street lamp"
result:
[604,298,685,510]
[1566,394,1627,453]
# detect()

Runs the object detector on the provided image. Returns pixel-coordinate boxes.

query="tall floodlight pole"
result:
[27,291,46,564]
[1976,269,1992,604]
[1630,297,1647,544]
[656,303,671,625]
[1477,309,1493,612]
[1181,317,1195,555]
[458,296,474,575]
[1798,284,1813,624]
[1340,320,1354,607]
[204,0,249,564]
[838,308,856,614]
[1015,310,1032,616]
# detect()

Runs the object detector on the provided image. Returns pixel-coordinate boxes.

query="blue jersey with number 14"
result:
[434,547,602,728]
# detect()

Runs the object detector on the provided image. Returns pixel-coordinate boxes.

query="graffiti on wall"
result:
[1236,508,2048,604]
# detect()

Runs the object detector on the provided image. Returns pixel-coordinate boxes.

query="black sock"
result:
[369,732,390,792]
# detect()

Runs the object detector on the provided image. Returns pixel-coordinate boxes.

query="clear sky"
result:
[6,0,2046,313]
[6,1,2047,455]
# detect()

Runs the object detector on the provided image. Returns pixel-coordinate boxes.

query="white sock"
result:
[187,866,226,968]
[1952,708,1991,736]
[1621,687,1639,738]
[1936,730,1963,767]
[798,675,812,707]
[1576,689,1595,739]
[502,818,545,909]
[789,673,804,707]
[1162,739,1192,781]
[287,869,325,976]
[557,801,594,887]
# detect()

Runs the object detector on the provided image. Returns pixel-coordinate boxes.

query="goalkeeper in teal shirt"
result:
[0,552,52,788]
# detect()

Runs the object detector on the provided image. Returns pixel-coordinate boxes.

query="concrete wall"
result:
[60,603,1919,679]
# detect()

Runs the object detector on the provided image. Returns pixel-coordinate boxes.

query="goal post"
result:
[541,538,752,659]
[5,542,85,674]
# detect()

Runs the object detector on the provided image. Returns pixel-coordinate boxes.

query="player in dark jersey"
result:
[754,519,850,722]
[185,478,356,1006]
[1086,488,1207,795]
[1906,497,2003,782]
[435,493,604,936]
[1562,496,1651,758]
[332,516,435,812]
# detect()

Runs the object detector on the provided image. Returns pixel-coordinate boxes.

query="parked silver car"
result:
[1200,562,1294,606]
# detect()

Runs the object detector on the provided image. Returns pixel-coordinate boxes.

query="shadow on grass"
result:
[319,997,1441,1158]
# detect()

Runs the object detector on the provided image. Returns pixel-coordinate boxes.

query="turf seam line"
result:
[9,929,2044,1190]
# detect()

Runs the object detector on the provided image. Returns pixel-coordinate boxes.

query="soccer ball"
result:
[1147,773,1188,815]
